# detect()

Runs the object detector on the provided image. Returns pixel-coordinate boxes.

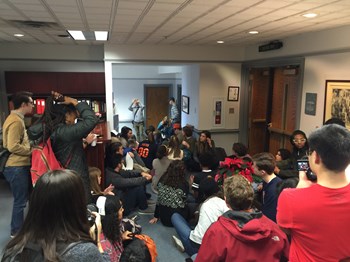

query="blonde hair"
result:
[89,166,103,195]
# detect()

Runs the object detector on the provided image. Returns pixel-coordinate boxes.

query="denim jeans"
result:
[3,166,31,235]
[171,212,200,256]
[122,185,147,215]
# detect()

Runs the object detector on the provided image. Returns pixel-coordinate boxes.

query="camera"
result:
[87,204,98,227]
[297,159,317,181]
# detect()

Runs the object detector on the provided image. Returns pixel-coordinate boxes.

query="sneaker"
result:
[172,235,185,253]
[147,199,156,206]
[138,206,155,215]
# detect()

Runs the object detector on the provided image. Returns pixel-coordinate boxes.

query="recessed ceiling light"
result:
[302,13,317,18]
[94,31,108,41]
[67,30,86,40]
[217,40,224,44]
[14,34,24,37]
[249,30,259,34]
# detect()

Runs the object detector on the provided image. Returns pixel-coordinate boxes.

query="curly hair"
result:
[101,195,123,243]
[161,160,186,188]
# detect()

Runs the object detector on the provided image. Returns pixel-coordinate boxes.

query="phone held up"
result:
[297,159,317,181]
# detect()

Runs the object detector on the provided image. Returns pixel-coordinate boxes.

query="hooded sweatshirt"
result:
[195,210,289,262]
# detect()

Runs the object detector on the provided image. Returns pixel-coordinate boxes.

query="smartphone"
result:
[297,160,317,181]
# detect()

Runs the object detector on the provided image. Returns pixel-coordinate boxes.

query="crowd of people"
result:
[1,91,350,261]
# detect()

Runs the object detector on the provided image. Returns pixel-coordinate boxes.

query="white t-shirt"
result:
[189,196,229,244]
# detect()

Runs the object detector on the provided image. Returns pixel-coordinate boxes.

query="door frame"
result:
[144,84,172,128]
[239,57,305,147]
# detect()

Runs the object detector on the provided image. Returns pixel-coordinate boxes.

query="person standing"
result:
[277,124,350,261]
[129,98,145,141]
[169,97,179,124]
[2,91,34,237]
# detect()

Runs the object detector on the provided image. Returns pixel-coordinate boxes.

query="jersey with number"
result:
[137,140,158,170]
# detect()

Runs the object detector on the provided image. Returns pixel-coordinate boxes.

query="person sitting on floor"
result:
[138,131,158,170]
[195,175,289,262]
[1,170,109,261]
[275,148,293,174]
[105,153,154,216]
[171,176,229,257]
[151,145,172,194]
[89,167,114,203]
[190,152,217,202]
[97,195,134,261]
[149,160,189,227]
[167,135,184,160]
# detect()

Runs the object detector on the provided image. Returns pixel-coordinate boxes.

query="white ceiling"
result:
[1,0,350,46]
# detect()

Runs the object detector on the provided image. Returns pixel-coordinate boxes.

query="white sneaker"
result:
[172,235,185,253]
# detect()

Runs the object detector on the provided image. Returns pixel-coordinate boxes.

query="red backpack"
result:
[30,138,67,186]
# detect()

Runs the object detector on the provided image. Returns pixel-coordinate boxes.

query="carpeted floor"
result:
[0,179,189,261]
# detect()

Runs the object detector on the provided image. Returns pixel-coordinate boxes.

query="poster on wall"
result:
[324,80,350,129]
[305,93,317,116]
[213,97,225,128]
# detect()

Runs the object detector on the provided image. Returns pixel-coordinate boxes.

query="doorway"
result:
[145,85,171,129]
[248,66,300,156]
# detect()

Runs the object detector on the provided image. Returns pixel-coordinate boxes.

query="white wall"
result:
[244,25,350,61]
[104,44,245,62]
[197,63,242,154]
[301,51,350,135]
[181,64,200,128]
[199,63,241,130]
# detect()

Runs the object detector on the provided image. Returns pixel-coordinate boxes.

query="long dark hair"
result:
[168,135,181,158]
[161,160,186,188]
[2,170,92,261]
[36,96,66,141]
[101,195,123,243]
[120,126,132,141]
[197,130,212,155]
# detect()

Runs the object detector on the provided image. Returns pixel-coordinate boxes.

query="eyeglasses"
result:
[293,138,306,143]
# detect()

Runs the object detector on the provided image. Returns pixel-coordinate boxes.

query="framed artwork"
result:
[182,95,189,114]
[227,86,239,101]
[324,80,350,128]
[305,93,317,116]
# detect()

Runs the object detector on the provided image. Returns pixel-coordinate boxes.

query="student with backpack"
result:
[1,170,109,261]
[28,91,98,201]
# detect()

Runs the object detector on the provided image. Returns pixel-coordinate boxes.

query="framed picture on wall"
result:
[182,95,189,114]
[227,86,239,101]
[324,80,350,128]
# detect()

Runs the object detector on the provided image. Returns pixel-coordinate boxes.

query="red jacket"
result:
[195,210,289,262]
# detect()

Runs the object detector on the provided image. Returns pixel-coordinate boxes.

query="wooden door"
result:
[248,68,271,156]
[145,85,170,129]
[268,67,299,154]
[248,66,299,156]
